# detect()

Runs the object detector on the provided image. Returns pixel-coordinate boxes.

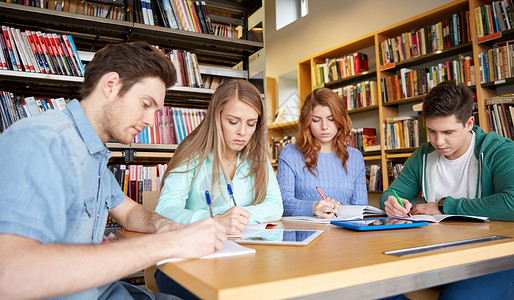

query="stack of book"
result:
[485,96,514,140]
[381,55,474,103]
[167,49,203,88]
[387,161,405,183]
[0,92,68,133]
[332,80,378,111]
[131,106,207,145]
[478,42,514,84]
[349,128,377,152]
[383,115,420,150]
[379,11,470,67]
[270,136,296,163]
[108,163,168,204]
[0,26,85,76]
[11,0,129,21]
[313,52,369,87]
[474,1,514,39]
[201,75,227,90]
[367,165,383,192]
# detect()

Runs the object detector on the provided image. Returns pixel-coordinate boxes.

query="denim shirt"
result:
[0,99,125,298]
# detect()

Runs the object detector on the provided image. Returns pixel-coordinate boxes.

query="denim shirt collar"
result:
[63,99,108,156]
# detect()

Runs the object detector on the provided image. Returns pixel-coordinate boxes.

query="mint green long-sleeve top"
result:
[155,152,283,224]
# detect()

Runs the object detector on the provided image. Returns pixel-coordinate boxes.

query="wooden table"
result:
[123,220,514,299]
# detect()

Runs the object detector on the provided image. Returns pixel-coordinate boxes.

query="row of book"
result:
[485,96,514,140]
[386,161,404,183]
[313,52,369,87]
[0,92,68,133]
[137,0,238,37]
[0,90,206,145]
[379,11,470,66]
[269,135,296,164]
[108,164,168,203]
[332,80,378,111]
[474,1,514,38]
[349,128,377,152]
[478,42,514,83]
[11,0,239,39]
[167,49,203,88]
[381,56,475,102]
[383,115,421,150]
[9,0,129,21]
[367,165,383,192]
[201,75,227,90]
[0,25,84,76]
[81,1,127,20]
[132,106,206,145]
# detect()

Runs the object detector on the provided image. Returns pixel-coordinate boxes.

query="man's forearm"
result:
[0,233,164,299]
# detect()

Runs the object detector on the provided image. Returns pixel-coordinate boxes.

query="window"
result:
[276,0,308,30]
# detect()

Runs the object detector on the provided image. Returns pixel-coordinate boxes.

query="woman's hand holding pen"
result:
[384,195,413,218]
[313,197,340,219]
[213,206,250,235]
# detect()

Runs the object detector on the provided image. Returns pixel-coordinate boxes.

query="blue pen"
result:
[227,184,238,206]
[205,190,214,218]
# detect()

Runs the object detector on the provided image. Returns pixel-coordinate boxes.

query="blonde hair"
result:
[161,79,269,204]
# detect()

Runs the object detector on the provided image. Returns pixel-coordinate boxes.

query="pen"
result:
[316,187,327,201]
[392,188,411,217]
[316,187,337,217]
[227,184,238,206]
[205,190,214,218]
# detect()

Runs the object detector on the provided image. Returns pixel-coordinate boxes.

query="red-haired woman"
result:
[277,87,367,218]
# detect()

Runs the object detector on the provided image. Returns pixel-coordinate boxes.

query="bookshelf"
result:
[292,0,514,192]
[0,0,265,161]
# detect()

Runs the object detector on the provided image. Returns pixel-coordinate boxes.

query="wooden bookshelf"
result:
[0,0,265,159]
[292,0,508,192]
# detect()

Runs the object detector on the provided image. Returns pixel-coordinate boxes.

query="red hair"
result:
[296,87,352,176]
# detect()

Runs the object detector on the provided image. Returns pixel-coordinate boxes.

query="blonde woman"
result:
[156,79,283,234]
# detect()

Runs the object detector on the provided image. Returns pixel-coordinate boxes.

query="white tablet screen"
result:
[235,229,323,246]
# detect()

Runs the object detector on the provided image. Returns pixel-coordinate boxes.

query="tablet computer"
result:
[330,217,428,231]
[235,229,323,246]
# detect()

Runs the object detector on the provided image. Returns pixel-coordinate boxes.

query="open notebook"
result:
[282,205,386,224]
[156,241,255,265]
[407,214,489,223]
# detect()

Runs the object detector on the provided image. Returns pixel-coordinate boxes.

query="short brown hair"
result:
[423,80,473,125]
[80,42,177,99]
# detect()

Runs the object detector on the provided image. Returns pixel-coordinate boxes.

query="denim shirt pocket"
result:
[67,197,96,244]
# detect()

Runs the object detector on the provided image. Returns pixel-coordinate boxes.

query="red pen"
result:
[316,187,327,200]
[316,187,338,217]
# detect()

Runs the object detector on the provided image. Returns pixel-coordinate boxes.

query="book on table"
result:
[407,214,489,223]
[156,241,255,264]
[282,205,386,224]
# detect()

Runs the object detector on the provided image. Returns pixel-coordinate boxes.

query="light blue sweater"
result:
[156,152,283,224]
[277,144,368,216]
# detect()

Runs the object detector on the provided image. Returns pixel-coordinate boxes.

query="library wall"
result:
[264,0,454,79]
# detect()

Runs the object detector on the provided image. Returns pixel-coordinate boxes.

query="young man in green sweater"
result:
[379,80,514,299]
